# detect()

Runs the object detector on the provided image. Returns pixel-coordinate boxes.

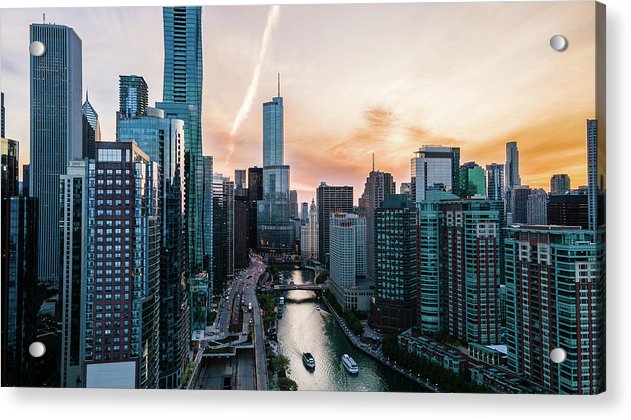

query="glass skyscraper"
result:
[30,23,82,286]
[117,106,189,389]
[81,92,101,159]
[257,88,295,251]
[160,6,204,273]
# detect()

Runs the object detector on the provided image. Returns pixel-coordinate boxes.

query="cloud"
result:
[225,5,280,165]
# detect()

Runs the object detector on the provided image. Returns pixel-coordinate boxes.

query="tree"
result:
[270,355,290,375]
[315,271,329,285]
[278,377,298,391]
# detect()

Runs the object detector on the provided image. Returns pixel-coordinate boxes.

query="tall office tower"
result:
[1,92,4,138]
[118,75,148,120]
[59,160,88,388]
[505,226,605,394]
[359,168,395,284]
[329,212,371,311]
[117,106,188,390]
[73,142,160,389]
[300,201,309,224]
[234,169,247,197]
[224,178,235,282]
[316,182,353,264]
[22,164,29,197]
[527,188,548,225]
[371,194,418,330]
[201,156,214,292]
[504,141,521,216]
[587,119,605,230]
[1,138,19,197]
[548,192,588,228]
[459,161,486,198]
[81,92,101,159]
[212,174,234,294]
[234,195,249,269]
[410,145,460,203]
[486,163,504,201]
[160,6,204,273]
[399,182,411,201]
[510,185,531,224]
[441,199,501,345]
[247,166,263,249]
[1,196,38,386]
[550,174,571,195]
[289,189,298,219]
[257,81,294,252]
[300,199,319,261]
[30,23,82,285]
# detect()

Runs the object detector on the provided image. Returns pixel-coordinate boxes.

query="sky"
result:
[0,2,597,205]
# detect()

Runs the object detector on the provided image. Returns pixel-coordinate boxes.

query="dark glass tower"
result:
[316,182,353,265]
[1,138,19,197]
[160,6,204,274]
[118,75,148,120]
[30,23,82,285]
[81,92,101,159]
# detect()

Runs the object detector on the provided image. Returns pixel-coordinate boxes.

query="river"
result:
[276,269,426,392]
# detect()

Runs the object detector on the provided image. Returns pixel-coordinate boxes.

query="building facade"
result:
[81,92,101,159]
[527,188,548,225]
[505,226,605,394]
[30,23,82,285]
[411,145,460,202]
[300,199,319,261]
[371,194,418,330]
[459,161,486,198]
[486,163,504,201]
[504,141,521,217]
[316,182,353,265]
[550,174,571,195]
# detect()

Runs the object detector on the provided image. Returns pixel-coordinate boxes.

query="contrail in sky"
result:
[226,5,280,164]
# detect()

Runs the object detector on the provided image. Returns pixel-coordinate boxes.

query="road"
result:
[198,254,269,390]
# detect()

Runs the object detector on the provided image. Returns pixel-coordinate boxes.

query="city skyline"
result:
[1,3,597,203]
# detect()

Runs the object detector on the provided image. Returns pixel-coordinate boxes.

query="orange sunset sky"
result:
[0,2,598,204]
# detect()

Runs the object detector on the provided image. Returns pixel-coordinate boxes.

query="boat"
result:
[315,305,320,311]
[341,354,359,374]
[302,352,316,369]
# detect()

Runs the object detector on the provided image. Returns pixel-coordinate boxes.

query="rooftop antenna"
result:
[277,73,281,97]
[43,13,46,23]
[372,152,375,172]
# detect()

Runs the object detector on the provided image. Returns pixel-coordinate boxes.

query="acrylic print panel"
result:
[0,1,605,394]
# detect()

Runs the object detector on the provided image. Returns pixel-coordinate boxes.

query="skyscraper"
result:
[459,161,486,198]
[212,173,234,295]
[290,189,298,219]
[234,195,249,269]
[587,119,603,230]
[527,188,548,225]
[486,163,504,201]
[316,182,353,264]
[550,174,571,195]
[246,166,263,249]
[1,92,5,138]
[118,75,148,120]
[300,199,318,261]
[160,6,204,273]
[72,142,160,389]
[235,169,247,197]
[504,141,521,216]
[117,105,188,390]
[300,201,309,224]
[329,212,370,311]
[510,185,530,225]
[81,92,101,159]
[257,80,294,251]
[1,195,38,387]
[410,146,460,202]
[505,226,605,394]
[548,192,588,228]
[359,168,395,284]
[371,194,418,330]
[1,138,19,197]
[202,156,214,291]
[30,23,82,285]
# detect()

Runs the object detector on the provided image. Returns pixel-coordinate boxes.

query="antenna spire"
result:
[277,73,281,97]
[43,13,46,23]
[372,152,375,172]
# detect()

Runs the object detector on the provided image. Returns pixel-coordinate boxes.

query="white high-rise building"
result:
[410,146,460,202]
[300,199,319,261]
